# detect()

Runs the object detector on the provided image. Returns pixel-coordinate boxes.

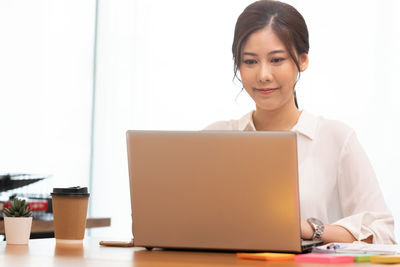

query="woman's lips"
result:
[254,87,278,95]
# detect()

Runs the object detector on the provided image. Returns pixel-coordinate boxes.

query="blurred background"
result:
[0,0,399,241]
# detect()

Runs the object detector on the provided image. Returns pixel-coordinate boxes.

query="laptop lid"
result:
[126,130,303,252]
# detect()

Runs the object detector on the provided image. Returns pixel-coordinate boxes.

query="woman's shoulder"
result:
[298,111,359,157]
[296,111,355,144]
[318,115,354,135]
[309,112,356,143]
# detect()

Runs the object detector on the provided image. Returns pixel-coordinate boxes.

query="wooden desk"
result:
[0,237,381,267]
[0,217,111,235]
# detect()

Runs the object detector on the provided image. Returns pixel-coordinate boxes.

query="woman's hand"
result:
[301,220,371,244]
[301,220,314,240]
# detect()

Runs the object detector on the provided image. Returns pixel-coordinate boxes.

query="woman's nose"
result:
[258,62,272,83]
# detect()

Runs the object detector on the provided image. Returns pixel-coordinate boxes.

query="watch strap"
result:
[307,217,325,240]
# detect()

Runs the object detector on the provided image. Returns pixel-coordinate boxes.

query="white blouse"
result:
[204,110,395,244]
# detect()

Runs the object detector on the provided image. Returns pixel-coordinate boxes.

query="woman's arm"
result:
[301,220,373,244]
[299,129,394,244]
[334,131,395,244]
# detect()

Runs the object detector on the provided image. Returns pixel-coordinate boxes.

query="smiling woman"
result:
[239,27,308,130]
[204,0,395,244]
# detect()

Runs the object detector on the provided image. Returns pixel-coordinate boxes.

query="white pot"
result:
[4,217,33,245]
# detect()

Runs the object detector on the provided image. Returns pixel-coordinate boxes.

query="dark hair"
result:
[232,0,309,108]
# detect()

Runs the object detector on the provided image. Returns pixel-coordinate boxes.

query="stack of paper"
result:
[313,243,400,255]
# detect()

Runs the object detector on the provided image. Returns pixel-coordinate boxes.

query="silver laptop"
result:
[126,130,321,253]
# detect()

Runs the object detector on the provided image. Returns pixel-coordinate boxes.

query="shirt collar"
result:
[238,110,318,140]
[238,111,256,131]
[291,110,318,140]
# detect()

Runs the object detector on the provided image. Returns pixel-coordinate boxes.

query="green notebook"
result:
[340,254,375,262]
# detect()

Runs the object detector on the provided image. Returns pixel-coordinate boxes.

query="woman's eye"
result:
[243,59,257,65]
[271,58,285,63]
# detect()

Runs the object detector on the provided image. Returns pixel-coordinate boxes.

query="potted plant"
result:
[3,198,33,245]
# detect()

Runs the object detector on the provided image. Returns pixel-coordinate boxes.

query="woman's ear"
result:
[299,53,309,72]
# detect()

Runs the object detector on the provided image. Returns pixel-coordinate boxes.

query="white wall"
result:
[0,0,96,188]
[90,0,400,242]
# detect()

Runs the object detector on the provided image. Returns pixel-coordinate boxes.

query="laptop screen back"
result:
[126,130,302,252]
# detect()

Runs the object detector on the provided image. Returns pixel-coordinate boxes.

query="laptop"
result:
[126,130,322,252]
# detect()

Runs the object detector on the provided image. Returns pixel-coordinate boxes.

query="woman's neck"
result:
[252,104,301,131]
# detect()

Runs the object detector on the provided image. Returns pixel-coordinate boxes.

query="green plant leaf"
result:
[5,198,32,217]
[12,201,18,211]
[3,209,12,217]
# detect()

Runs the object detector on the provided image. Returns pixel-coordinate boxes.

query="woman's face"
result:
[239,27,308,113]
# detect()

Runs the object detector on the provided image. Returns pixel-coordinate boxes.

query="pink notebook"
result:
[295,253,354,263]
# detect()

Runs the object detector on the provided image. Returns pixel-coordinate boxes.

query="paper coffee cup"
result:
[51,187,90,245]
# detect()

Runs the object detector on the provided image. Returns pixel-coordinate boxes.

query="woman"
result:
[205,0,395,244]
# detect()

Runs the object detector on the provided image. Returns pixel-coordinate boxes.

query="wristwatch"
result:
[307,217,325,240]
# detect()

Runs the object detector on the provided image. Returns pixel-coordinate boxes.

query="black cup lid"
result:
[51,186,90,197]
